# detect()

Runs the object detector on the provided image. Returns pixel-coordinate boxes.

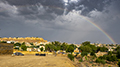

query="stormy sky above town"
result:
[0,0,120,44]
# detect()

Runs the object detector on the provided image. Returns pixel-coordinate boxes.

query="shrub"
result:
[80,46,92,53]
[95,58,101,63]
[90,52,95,56]
[100,46,108,52]
[118,59,120,67]
[98,56,104,59]
[21,45,27,51]
[95,58,106,64]
[108,51,112,55]
[101,59,106,64]
[68,54,74,61]
[107,55,113,61]
[40,47,43,51]
[85,56,88,60]
[14,47,19,50]
[1,41,7,43]
[79,58,83,62]
[117,50,120,59]
[111,55,117,61]
[103,55,107,59]
[14,43,21,46]
[81,52,88,57]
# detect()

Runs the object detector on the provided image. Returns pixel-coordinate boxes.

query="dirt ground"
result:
[0,55,75,67]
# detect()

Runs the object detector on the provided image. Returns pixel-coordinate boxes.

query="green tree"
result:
[45,44,55,52]
[30,43,33,45]
[95,58,106,64]
[1,41,7,43]
[69,44,77,49]
[112,55,117,61]
[115,46,120,51]
[90,51,96,57]
[66,45,74,53]
[81,52,88,57]
[21,45,27,51]
[45,44,50,51]
[118,59,120,67]
[40,47,43,51]
[40,44,44,46]
[60,42,68,50]
[80,46,92,53]
[82,41,90,46]
[117,50,120,59]
[100,46,108,52]
[14,43,21,46]
[108,51,112,55]
[89,45,97,52]
[68,54,74,61]
[52,41,61,46]
[22,42,25,45]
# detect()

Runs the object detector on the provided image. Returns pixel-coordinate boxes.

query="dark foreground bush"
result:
[68,54,74,61]
[95,58,106,64]
[118,59,120,67]
[81,52,88,57]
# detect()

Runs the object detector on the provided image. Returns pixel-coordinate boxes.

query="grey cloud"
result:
[0,0,120,44]
[3,0,65,15]
[66,0,112,15]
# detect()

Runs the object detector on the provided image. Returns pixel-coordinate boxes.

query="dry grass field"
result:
[0,55,75,67]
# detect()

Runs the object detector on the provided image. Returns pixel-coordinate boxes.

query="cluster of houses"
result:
[0,37,50,52]
[0,37,119,57]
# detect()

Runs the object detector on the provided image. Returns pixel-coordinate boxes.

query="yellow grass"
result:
[0,55,75,67]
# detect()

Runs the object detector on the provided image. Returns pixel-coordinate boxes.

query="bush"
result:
[118,59,120,67]
[103,55,107,59]
[95,58,106,64]
[14,43,21,47]
[40,47,43,51]
[98,56,104,59]
[106,55,117,62]
[95,58,101,63]
[1,41,7,43]
[100,46,108,52]
[66,46,74,53]
[112,51,117,54]
[111,55,117,61]
[68,54,74,61]
[79,58,83,62]
[117,50,120,59]
[90,52,96,57]
[80,46,92,53]
[101,59,106,64]
[81,52,88,57]
[14,47,19,50]
[107,55,113,61]
[108,51,112,55]
[21,45,27,51]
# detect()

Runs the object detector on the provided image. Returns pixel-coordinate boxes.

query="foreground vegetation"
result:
[0,40,120,67]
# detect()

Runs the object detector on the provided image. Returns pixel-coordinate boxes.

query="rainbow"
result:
[13,4,116,44]
[58,7,116,44]
[78,15,116,44]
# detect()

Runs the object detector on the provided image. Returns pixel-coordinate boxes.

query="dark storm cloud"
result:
[66,0,112,15]
[3,0,65,15]
[0,0,120,44]
[2,0,113,16]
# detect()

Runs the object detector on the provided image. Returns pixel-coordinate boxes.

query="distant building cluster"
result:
[0,37,50,45]
[0,37,50,52]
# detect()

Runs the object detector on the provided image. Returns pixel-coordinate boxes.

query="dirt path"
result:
[0,55,75,67]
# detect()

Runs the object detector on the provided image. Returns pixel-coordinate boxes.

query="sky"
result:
[0,0,120,44]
